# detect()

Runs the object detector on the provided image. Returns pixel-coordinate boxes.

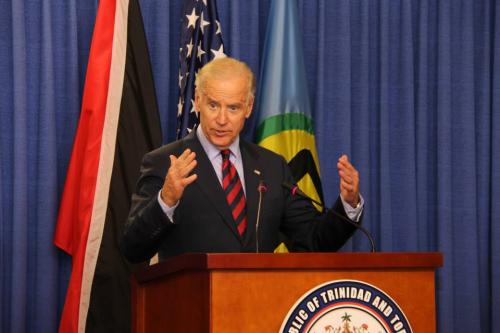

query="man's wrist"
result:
[157,190,178,222]
[160,189,176,207]
[340,194,364,222]
[350,198,361,209]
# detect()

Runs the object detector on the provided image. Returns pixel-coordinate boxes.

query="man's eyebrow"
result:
[206,96,218,103]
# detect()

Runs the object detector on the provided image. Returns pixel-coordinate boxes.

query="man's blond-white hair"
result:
[195,57,256,102]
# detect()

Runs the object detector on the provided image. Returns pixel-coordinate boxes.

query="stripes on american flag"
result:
[176,0,225,139]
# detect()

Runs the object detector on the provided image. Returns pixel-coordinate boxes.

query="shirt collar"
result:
[196,125,241,161]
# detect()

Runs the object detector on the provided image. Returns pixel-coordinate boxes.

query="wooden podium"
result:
[131,253,442,332]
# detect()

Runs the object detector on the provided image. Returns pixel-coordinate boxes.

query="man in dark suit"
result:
[122,57,364,263]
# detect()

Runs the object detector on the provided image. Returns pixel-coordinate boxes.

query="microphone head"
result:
[281,182,299,195]
[258,181,268,193]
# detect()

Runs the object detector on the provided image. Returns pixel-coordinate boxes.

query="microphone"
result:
[255,180,267,253]
[282,182,376,252]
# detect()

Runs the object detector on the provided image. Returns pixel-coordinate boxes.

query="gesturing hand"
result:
[160,149,198,207]
[337,155,360,208]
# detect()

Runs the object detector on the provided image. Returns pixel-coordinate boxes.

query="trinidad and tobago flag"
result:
[54,0,162,331]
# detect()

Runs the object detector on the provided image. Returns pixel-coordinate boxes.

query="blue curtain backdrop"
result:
[1,0,499,331]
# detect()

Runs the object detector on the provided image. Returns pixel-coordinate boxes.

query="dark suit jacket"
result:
[122,131,359,263]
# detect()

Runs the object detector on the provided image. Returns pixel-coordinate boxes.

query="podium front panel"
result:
[210,269,435,332]
[132,253,442,333]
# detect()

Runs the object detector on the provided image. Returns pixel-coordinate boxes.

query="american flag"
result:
[177,0,225,138]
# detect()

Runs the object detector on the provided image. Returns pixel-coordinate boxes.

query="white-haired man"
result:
[122,57,363,263]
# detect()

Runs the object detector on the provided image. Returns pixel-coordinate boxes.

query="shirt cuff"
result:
[157,190,178,223]
[340,194,364,222]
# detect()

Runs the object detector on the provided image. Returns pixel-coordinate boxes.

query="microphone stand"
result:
[255,181,267,253]
[282,182,376,253]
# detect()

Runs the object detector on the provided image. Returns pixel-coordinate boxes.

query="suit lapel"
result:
[240,141,262,248]
[183,132,242,240]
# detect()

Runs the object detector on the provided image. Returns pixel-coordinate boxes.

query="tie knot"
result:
[221,149,231,161]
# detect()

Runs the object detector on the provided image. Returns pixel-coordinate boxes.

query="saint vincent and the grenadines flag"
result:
[255,0,324,209]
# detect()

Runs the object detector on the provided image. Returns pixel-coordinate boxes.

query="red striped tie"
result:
[221,149,247,235]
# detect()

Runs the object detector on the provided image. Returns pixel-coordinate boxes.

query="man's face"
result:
[195,76,253,149]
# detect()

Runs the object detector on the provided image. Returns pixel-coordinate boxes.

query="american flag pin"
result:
[254,169,261,176]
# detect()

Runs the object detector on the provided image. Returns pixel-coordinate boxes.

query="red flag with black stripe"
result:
[54,0,162,331]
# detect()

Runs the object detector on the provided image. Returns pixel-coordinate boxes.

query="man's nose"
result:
[215,109,228,124]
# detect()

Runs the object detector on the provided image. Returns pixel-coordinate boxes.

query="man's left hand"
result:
[337,155,360,208]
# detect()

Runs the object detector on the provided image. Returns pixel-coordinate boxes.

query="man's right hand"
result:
[160,149,198,207]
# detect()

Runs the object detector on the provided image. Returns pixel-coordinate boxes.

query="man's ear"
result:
[194,90,201,112]
[246,97,254,118]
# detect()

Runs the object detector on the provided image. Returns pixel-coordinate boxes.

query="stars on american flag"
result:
[215,20,222,35]
[197,44,206,61]
[186,38,194,57]
[185,8,199,29]
[177,97,183,117]
[211,44,225,59]
[176,0,225,139]
[199,13,210,34]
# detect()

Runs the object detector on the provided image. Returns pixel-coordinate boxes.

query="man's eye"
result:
[209,102,217,109]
